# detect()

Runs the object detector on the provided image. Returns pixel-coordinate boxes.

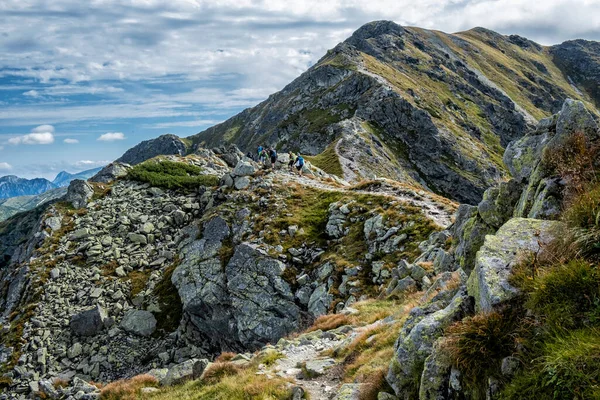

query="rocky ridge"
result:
[0,141,455,398]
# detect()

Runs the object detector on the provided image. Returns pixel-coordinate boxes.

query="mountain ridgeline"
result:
[183,21,597,204]
[1,21,600,400]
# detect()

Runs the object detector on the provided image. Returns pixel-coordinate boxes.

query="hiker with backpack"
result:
[269,147,278,170]
[257,145,264,162]
[287,151,296,172]
[259,148,267,165]
[294,154,305,176]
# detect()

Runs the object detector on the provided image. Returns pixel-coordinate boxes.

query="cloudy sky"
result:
[1,0,599,179]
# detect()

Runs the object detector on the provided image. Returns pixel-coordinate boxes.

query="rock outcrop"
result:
[116,134,187,165]
[386,98,600,399]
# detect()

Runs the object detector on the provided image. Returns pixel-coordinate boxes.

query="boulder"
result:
[477,179,523,229]
[162,359,209,386]
[334,383,362,400]
[467,218,563,312]
[418,339,452,400]
[116,134,186,165]
[552,98,598,147]
[387,290,472,397]
[503,131,550,182]
[232,160,257,177]
[308,284,332,317]
[120,310,157,337]
[304,358,336,377]
[64,179,94,209]
[70,306,107,336]
[452,206,494,273]
[234,176,251,190]
[174,240,301,350]
[89,162,131,183]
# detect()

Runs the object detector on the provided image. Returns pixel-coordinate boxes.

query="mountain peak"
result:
[348,20,405,41]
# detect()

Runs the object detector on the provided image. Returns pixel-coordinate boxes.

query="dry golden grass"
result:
[99,374,157,400]
[200,362,244,385]
[306,314,351,333]
[214,352,236,362]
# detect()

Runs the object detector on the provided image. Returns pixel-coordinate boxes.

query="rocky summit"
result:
[1,20,600,400]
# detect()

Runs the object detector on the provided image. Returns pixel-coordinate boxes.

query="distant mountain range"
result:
[0,167,102,200]
[0,167,103,220]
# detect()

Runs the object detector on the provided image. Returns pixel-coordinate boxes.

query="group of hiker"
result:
[254,145,305,176]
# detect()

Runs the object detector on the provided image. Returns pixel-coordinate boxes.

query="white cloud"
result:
[31,124,55,134]
[97,132,125,141]
[64,138,79,144]
[0,162,12,170]
[75,160,109,167]
[23,89,40,98]
[8,125,55,145]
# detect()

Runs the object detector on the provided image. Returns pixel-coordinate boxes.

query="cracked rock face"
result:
[173,217,301,351]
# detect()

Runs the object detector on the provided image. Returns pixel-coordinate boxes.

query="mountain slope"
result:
[52,167,103,187]
[0,187,67,221]
[187,21,598,204]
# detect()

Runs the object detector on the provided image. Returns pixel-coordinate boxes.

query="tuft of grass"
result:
[306,314,351,333]
[527,259,600,331]
[214,352,236,363]
[444,308,529,393]
[129,270,151,298]
[500,328,600,400]
[128,160,219,190]
[542,132,599,199]
[201,362,244,385]
[148,364,292,400]
[99,374,158,400]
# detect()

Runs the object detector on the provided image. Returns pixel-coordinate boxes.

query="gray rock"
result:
[308,284,331,317]
[387,290,472,397]
[174,242,301,350]
[163,359,209,386]
[232,160,257,177]
[334,383,362,400]
[65,179,94,209]
[68,228,90,241]
[116,134,186,165]
[552,98,598,146]
[89,162,131,183]
[44,216,62,232]
[477,179,523,229]
[234,176,251,190]
[501,356,521,376]
[467,218,563,312]
[389,276,417,297]
[419,339,452,400]
[127,233,147,245]
[120,310,157,337]
[70,306,107,336]
[304,358,336,376]
[453,207,495,273]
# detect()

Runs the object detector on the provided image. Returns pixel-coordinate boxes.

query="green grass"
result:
[500,328,600,400]
[128,160,219,190]
[444,307,528,394]
[526,260,600,331]
[305,141,343,177]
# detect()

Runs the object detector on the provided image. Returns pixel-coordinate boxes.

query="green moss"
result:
[128,160,219,190]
